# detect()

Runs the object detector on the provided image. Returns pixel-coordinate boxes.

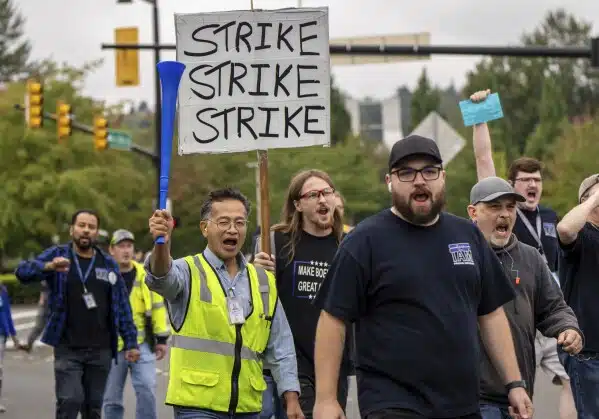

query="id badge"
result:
[226,296,245,325]
[82,292,97,309]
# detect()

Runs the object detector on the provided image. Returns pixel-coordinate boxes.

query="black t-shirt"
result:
[559,223,599,353]
[313,210,516,418]
[513,205,560,273]
[62,252,113,349]
[274,230,353,379]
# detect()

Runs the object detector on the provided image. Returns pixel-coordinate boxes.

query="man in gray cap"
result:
[556,173,599,418]
[467,177,583,419]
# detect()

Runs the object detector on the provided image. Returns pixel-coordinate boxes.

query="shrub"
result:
[0,274,42,305]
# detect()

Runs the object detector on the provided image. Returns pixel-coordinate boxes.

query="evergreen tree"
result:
[0,0,32,82]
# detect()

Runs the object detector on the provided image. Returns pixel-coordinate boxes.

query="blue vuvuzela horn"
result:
[155,61,185,244]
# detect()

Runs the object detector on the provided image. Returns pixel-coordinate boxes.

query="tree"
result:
[410,68,440,130]
[524,75,568,160]
[542,114,599,216]
[0,61,153,262]
[0,0,32,81]
[462,9,599,164]
[330,76,352,145]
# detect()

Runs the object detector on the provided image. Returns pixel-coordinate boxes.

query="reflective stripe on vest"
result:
[171,335,260,362]
[192,254,271,319]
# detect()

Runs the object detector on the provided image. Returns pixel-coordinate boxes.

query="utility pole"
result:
[117,0,162,208]
[151,0,162,210]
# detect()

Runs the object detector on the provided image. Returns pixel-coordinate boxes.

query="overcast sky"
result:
[17,0,599,108]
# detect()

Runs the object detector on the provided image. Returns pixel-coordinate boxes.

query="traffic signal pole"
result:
[100,39,599,64]
[13,104,157,160]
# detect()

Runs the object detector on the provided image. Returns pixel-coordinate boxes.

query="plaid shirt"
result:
[14,243,138,360]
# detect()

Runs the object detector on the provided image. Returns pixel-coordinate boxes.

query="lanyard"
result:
[516,208,548,264]
[72,248,96,291]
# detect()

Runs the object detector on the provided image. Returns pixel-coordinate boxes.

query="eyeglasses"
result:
[299,187,336,201]
[208,219,248,231]
[391,166,442,182]
[515,176,542,184]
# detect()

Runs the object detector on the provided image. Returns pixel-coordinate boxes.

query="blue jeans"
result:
[558,349,599,419]
[173,407,259,419]
[260,374,286,419]
[479,404,511,419]
[103,343,157,419]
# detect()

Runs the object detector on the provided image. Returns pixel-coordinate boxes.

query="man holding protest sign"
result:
[145,188,303,419]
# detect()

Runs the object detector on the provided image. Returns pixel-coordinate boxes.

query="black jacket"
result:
[479,235,582,404]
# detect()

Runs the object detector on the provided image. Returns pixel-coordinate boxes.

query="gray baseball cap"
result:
[111,229,135,245]
[470,176,526,205]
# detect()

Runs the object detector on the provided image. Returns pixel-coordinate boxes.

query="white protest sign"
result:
[175,8,331,155]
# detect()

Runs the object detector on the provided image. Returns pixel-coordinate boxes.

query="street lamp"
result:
[117,0,162,209]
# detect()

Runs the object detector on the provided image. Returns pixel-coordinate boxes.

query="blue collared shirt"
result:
[144,247,300,397]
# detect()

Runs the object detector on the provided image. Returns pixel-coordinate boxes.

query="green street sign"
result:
[108,131,132,150]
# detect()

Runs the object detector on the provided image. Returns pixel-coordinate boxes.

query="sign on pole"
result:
[330,32,431,66]
[115,27,140,87]
[108,131,133,150]
[409,111,465,164]
[174,8,331,155]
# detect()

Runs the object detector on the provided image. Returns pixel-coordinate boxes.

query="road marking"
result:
[15,321,36,331]
[12,310,39,321]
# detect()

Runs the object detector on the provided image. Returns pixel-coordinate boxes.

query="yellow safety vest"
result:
[165,253,277,414]
[117,261,170,352]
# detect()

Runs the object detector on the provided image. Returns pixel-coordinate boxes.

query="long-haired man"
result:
[254,169,353,419]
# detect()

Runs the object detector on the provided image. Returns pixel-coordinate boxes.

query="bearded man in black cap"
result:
[313,136,533,419]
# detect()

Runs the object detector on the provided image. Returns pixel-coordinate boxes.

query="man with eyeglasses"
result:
[253,170,353,419]
[144,188,303,419]
[470,89,575,419]
[313,135,532,419]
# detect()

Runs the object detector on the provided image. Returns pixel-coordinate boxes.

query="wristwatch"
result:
[505,380,527,392]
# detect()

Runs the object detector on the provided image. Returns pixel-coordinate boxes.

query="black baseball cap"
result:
[388,135,443,172]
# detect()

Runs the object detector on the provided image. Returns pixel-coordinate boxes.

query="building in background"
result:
[343,85,461,151]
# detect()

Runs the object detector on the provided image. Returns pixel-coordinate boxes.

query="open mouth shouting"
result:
[525,189,538,202]
[316,205,330,217]
[410,189,432,208]
[222,237,239,252]
[494,219,511,239]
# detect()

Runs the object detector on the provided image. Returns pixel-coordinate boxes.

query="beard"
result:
[393,187,446,225]
[73,235,94,250]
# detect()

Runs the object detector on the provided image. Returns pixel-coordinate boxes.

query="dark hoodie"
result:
[479,234,582,405]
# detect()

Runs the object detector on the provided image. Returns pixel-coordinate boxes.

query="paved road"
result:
[1,306,563,418]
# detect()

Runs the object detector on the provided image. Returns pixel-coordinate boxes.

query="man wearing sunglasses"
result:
[313,135,532,419]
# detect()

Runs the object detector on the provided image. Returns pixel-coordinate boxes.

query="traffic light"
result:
[26,80,44,129]
[56,100,72,141]
[94,116,108,151]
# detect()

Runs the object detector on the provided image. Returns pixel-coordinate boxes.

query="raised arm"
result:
[557,187,599,245]
[470,89,497,180]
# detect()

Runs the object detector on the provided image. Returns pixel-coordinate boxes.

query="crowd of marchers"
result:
[8,88,599,419]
